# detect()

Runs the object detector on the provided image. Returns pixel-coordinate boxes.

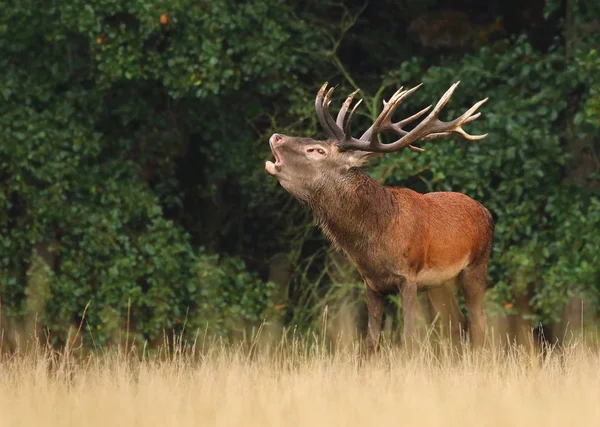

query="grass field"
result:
[1,334,599,427]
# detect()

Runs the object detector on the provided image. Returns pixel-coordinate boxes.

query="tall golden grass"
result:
[1,328,599,427]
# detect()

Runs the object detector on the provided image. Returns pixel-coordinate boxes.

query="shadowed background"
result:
[0,0,598,352]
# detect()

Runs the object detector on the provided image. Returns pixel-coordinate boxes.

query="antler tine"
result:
[396,105,431,129]
[315,82,337,139]
[358,86,409,142]
[430,81,460,115]
[376,84,429,153]
[450,97,489,139]
[411,88,489,143]
[342,98,363,140]
[322,86,346,140]
[369,83,425,138]
[336,89,360,128]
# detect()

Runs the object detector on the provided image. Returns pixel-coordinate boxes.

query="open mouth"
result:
[265,140,283,176]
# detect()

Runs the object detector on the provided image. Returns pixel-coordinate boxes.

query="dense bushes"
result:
[0,0,598,347]
[0,0,294,346]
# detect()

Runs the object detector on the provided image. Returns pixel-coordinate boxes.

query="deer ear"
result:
[347,150,380,167]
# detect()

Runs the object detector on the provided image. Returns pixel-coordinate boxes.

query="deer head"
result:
[265,82,488,202]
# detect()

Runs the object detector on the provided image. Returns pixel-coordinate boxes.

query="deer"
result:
[265,81,494,353]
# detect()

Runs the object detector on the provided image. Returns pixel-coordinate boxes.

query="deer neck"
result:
[308,168,396,251]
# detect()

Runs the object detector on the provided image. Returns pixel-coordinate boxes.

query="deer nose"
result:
[270,133,283,145]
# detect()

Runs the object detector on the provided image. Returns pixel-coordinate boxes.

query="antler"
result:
[314,81,488,153]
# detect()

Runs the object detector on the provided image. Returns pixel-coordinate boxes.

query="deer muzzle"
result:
[265,133,283,176]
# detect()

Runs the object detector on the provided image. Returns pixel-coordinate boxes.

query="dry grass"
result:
[1,333,599,427]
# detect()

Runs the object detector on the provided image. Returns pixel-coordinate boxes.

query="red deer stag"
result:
[265,81,494,352]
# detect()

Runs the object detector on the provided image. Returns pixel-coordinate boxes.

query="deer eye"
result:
[307,147,326,156]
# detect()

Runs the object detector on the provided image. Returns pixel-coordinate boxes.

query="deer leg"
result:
[365,283,384,354]
[402,280,418,348]
[459,262,488,348]
[427,281,466,345]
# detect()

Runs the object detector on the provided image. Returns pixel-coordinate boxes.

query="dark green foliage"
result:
[0,0,289,345]
[0,0,598,347]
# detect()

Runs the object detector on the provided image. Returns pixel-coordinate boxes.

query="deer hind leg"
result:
[458,261,488,348]
[400,279,421,352]
[427,281,466,346]
[364,282,385,354]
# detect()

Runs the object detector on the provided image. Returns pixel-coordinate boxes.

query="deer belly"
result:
[415,257,470,287]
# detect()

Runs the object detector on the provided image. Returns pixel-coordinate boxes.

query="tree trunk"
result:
[24,239,57,344]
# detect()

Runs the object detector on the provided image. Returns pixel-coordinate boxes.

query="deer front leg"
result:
[402,280,418,349]
[364,283,384,354]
